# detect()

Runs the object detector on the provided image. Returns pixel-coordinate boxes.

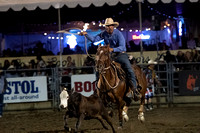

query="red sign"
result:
[74,81,95,92]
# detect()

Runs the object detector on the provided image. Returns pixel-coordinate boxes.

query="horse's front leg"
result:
[138,95,145,122]
[75,113,84,131]
[118,100,126,129]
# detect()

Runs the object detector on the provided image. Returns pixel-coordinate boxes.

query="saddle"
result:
[111,61,141,88]
[111,61,126,81]
[112,61,142,100]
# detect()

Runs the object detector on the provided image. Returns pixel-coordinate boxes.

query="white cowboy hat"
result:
[7,65,15,70]
[102,18,119,27]
[196,47,200,51]
[148,60,157,65]
[159,58,165,62]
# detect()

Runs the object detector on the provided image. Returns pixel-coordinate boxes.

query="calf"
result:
[59,88,116,133]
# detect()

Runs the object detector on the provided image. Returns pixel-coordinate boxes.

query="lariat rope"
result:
[56,28,95,59]
[101,62,120,89]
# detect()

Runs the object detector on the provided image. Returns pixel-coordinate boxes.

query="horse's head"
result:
[96,44,111,72]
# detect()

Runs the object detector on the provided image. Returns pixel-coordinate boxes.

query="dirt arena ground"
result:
[0,106,200,133]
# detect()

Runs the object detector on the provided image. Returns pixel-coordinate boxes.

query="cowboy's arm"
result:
[81,31,102,43]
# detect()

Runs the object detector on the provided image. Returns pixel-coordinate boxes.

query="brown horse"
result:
[95,44,147,128]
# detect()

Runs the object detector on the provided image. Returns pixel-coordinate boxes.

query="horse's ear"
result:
[99,43,101,47]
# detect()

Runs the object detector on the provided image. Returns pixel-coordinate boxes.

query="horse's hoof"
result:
[64,126,72,131]
[122,111,129,122]
[118,126,123,130]
[138,112,145,123]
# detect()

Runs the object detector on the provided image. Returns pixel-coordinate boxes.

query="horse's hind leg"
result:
[138,95,145,122]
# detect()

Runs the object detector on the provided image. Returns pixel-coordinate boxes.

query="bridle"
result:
[96,48,120,89]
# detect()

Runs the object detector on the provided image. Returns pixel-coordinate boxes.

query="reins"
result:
[100,62,120,89]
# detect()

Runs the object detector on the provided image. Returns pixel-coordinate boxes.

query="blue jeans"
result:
[0,93,4,116]
[113,53,137,87]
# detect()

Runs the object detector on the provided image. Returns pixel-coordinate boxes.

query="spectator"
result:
[176,51,185,63]
[184,51,193,62]
[193,47,200,70]
[46,58,56,76]
[159,40,169,51]
[196,35,200,48]
[35,55,46,76]
[25,60,36,77]
[164,50,177,63]
[3,60,10,70]
[33,41,47,56]
[62,56,76,88]
[6,60,19,77]
[144,60,162,111]
[187,33,196,49]
[176,51,185,71]
[0,70,8,118]
[63,44,74,55]
[74,45,84,54]
[81,56,95,74]
[20,62,30,77]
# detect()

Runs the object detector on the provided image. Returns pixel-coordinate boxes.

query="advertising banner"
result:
[71,74,96,97]
[179,71,200,96]
[4,76,48,103]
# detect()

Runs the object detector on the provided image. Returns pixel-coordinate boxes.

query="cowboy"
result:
[80,18,140,100]
[144,60,162,111]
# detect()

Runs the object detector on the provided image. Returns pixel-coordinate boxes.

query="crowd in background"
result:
[1,32,200,57]
[1,48,200,74]
[0,32,200,78]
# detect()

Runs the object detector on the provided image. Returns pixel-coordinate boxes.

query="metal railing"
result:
[3,62,200,110]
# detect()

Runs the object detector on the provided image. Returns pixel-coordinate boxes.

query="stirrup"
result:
[133,90,141,101]
[126,90,141,101]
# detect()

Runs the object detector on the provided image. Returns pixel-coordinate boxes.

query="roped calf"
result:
[59,88,116,133]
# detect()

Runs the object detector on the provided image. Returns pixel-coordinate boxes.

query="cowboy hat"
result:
[196,47,200,51]
[7,65,15,70]
[102,18,119,27]
[148,60,157,65]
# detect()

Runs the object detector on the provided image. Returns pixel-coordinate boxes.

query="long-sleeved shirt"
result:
[85,29,126,52]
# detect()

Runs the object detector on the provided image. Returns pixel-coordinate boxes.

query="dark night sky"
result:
[0,1,199,33]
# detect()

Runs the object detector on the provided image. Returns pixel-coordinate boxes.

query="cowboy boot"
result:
[127,81,141,101]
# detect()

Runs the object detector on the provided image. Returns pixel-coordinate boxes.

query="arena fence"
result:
[3,62,200,111]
